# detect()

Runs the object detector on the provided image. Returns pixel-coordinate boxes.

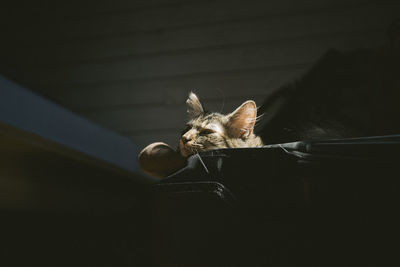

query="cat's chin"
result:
[179,148,193,158]
[179,140,194,157]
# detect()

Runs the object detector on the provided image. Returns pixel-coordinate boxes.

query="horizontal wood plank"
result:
[47,67,308,111]
[22,30,386,87]
[2,0,189,18]
[9,0,383,43]
[8,1,398,66]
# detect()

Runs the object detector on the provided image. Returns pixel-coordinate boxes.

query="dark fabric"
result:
[153,135,400,266]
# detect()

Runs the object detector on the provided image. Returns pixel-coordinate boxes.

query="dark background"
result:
[2,0,399,150]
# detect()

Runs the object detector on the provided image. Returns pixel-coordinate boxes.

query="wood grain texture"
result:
[6,0,387,42]
[9,0,398,66]
[22,30,386,87]
[47,67,308,110]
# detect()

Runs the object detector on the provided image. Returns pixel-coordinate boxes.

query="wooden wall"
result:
[2,0,399,149]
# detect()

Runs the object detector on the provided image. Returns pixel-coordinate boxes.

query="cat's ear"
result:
[186,92,204,118]
[227,100,257,138]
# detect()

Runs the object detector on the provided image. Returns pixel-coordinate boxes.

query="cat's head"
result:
[179,92,259,157]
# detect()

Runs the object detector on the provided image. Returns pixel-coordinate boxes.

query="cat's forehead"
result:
[189,114,225,130]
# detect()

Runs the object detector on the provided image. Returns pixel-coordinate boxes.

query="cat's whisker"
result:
[195,153,210,174]
[255,113,265,120]
[216,88,226,114]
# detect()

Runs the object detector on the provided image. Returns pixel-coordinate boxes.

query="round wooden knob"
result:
[138,142,186,178]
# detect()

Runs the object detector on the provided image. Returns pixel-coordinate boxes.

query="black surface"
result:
[153,135,400,266]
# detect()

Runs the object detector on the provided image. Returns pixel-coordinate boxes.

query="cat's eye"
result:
[181,125,192,136]
[199,128,215,135]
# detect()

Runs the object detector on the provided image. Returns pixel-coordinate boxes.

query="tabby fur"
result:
[179,93,263,157]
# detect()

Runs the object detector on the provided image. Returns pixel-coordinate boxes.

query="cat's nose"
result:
[182,136,190,144]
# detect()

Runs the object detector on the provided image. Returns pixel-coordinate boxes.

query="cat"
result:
[178,92,263,157]
[178,38,400,154]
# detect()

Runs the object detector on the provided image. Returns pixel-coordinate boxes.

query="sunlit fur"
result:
[179,93,264,157]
